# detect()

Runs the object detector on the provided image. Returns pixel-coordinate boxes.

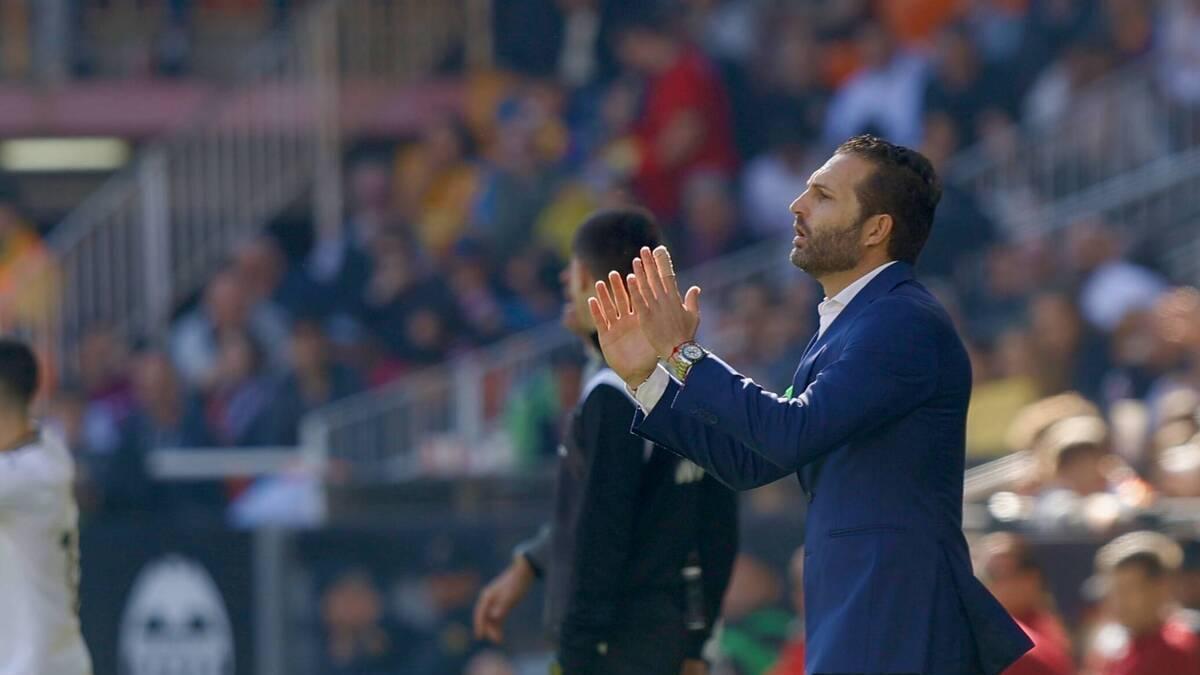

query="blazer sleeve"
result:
[632,377,794,491]
[668,297,941,474]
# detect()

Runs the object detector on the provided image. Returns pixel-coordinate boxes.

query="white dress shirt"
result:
[632,261,898,413]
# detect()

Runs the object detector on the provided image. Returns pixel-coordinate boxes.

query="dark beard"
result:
[790,216,866,277]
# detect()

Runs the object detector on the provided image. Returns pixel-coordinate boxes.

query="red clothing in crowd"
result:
[1094,620,1200,675]
[768,638,805,675]
[1017,609,1073,661]
[633,47,737,218]
[1004,620,1074,675]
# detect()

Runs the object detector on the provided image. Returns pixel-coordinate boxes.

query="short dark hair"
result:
[835,134,942,265]
[0,339,39,408]
[571,208,663,281]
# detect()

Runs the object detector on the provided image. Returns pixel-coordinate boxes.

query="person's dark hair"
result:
[1116,552,1169,580]
[613,2,677,39]
[835,134,942,265]
[571,208,663,281]
[0,339,39,408]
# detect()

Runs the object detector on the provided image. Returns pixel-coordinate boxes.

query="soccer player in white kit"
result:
[0,339,92,675]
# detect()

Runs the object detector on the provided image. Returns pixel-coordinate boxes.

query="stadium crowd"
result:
[1,0,1200,673]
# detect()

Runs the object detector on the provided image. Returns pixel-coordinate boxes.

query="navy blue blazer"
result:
[632,262,1032,674]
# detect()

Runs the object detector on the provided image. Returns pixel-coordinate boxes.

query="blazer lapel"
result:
[790,262,915,497]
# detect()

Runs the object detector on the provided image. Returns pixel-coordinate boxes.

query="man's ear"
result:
[862,214,893,249]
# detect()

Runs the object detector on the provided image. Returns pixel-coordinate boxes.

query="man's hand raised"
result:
[588,270,659,388]
[628,246,702,360]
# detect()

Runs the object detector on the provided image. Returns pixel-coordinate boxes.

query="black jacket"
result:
[517,363,738,673]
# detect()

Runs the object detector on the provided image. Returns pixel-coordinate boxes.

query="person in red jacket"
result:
[978,533,1073,657]
[614,8,737,220]
[1085,531,1200,675]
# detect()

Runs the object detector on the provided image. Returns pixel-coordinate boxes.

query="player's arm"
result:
[689,474,738,660]
[514,523,551,578]
[670,298,940,473]
[633,373,793,491]
[474,527,547,644]
[557,385,646,675]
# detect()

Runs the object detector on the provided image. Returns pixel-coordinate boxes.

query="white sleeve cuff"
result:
[631,365,671,413]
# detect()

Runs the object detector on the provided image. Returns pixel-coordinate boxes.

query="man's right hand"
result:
[588,270,659,388]
[473,555,536,644]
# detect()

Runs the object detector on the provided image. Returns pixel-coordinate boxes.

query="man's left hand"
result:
[627,246,702,360]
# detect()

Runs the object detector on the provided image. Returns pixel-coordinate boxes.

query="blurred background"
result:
[0,0,1199,673]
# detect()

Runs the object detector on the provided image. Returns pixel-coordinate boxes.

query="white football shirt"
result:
[0,430,93,675]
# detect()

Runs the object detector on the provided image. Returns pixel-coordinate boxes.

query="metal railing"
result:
[0,0,492,380]
[948,58,1200,237]
[302,236,802,482]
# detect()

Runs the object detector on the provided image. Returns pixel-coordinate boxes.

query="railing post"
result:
[465,0,494,70]
[453,354,485,446]
[139,151,172,340]
[310,1,343,248]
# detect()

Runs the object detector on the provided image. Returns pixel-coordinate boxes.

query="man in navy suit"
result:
[587,135,1033,675]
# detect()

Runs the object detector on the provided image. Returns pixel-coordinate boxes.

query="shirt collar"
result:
[819,260,899,313]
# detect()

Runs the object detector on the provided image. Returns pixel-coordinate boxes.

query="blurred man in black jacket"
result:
[473,208,739,674]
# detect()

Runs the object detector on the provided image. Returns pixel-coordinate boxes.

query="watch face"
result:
[681,344,705,361]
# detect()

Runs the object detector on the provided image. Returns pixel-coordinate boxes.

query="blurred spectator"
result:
[1006,391,1102,454]
[616,7,738,218]
[1084,531,1200,675]
[230,235,298,324]
[395,118,480,261]
[298,156,388,330]
[1156,437,1200,498]
[1023,34,1115,131]
[403,537,485,675]
[767,547,806,675]
[1028,292,1110,401]
[1030,414,1155,532]
[359,231,464,367]
[445,242,535,343]
[976,533,1073,658]
[1098,0,1154,61]
[74,326,135,456]
[823,19,928,148]
[170,269,288,389]
[1176,541,1200,613]
[924,23,1016,147]
[499,248,564,327]
[673,172,756,268]
[1157,0,1200,107]
[114,350,219,517]
[0,196,57,331]
[713,554,789,675]
[319,569,412,675]
[1033,415,1115,498]
[190,330,275,447]
[267,319,362,446]
[877,0,965,47]
[965,328,1043,459]
[1069,221,1169,334]
[681,0,760,66]
[471,90,566,262]
[917,112,1001,284]
[741,120,818,239]
[744,16,828,158]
